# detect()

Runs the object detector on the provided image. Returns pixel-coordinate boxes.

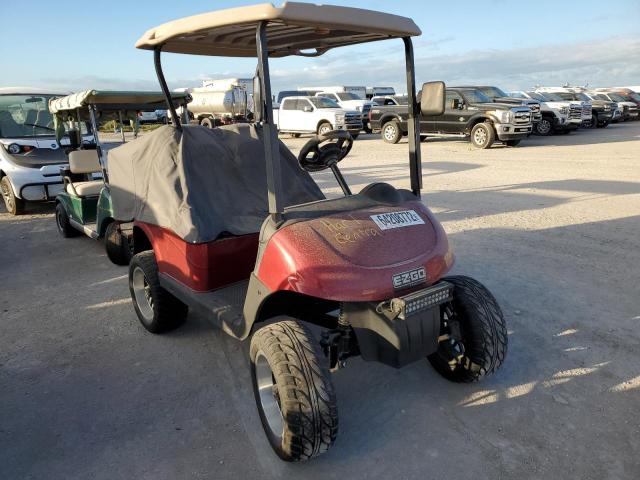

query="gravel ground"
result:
[1,123,639,479]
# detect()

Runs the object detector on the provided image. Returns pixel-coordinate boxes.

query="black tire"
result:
[505,139,521,147]
[129,251,187,333]
[1,176,24,215]
[381,121,402,144]
[250,320,338,462]
[105,221,132,266]
[317,122,333,136]
[55,203,80,238]
[351,133,359,140]
[428,276,508,383]
[535,117,553,136]
[290,133,301,138]
[470,122,495,149]
[200,117,214,129]
[589,113,598,129]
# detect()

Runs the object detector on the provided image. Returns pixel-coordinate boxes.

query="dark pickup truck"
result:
[369,87,532,148]
[456,85,542,125]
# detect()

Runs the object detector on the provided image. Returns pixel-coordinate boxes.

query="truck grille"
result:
[582,104,592,118]
[569,104,582,120]
[514,110,531,125]
[528,103,541,120]
[345,113,363,129]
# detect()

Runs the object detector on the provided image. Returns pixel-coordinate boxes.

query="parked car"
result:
[137,110,158,124]
[456,85,542,127]
[371,95,407,106]
[313,91,373,132]
[510,91,579,135]
[0,87,94,215]
[366,86,396,99]
[176,85,249,128]
[369,87,532,148]
[274,95,362,137]
[537,88,613,128]
[588,91,638,121]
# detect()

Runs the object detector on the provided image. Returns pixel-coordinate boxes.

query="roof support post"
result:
[403,37,422,197]
[88,104,109,184]
[154,47,182,132]
[256,21,283,220]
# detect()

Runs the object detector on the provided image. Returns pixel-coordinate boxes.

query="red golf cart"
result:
[112,2,508,462]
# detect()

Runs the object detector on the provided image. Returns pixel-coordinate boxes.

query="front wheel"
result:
[470,122,495,149]
[129,251,187,333]
[200,117,214,129]
[381,121,402,144]
[105,221,132,266]
[428,276,508,382]
[317,122,333,136]
[535,117,553,136]
[1,176,24,215]
[250,320,338,462]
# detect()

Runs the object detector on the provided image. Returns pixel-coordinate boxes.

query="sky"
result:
[1,0,639,95]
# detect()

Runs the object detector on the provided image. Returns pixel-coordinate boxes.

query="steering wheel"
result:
[297,131,354,172]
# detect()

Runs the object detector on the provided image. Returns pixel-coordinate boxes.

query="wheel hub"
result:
[255,351,284,438]
[132,266,154,321]
[474,128,487,145]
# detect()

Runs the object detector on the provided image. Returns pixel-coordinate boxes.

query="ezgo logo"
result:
[392,267,427,289]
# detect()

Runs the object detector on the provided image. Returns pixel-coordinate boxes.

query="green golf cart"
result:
[50,90,191,264]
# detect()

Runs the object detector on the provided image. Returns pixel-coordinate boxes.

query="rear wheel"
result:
[129,251,187,333]
[105,221,132,266]
[381,121,402,144]
[1,176,24,215]
[428,276,508,382]
[250,320,338,462]
[55,203,80,238]
[470,122,495,149]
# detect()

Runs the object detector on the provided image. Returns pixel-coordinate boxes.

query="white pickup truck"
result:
[313,91,373,132]
[510,91,581,135]
[274,96,363,138]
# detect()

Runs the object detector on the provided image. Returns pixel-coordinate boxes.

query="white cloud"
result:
[29,35,640,95]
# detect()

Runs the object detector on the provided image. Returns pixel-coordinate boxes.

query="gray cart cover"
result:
[108,124,324,243]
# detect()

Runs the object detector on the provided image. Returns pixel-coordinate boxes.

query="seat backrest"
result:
[69,149,101,174]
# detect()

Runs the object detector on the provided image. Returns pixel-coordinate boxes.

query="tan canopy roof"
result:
[135,2,421,57]
[49,90,191,113]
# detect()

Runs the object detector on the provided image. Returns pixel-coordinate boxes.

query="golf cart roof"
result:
[0,87,69,96]
[49,90,191,113]
[135,2,421,57]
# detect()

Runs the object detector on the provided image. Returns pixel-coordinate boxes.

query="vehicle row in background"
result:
[369,87,532,148]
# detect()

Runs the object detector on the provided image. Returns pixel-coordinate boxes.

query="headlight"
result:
[335,114,345,123]
[560,107,568,115]
[497,111,513,123]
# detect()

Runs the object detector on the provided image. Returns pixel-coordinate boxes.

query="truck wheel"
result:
[428,276,508,383]
[1,176,24,215]
[535,117,553,136]
[505,140,521,147]
[470,122,495,149]
[317,122,333,136]
[250,320,338,462]
[589,113,598,129]
[105,221,132,266]
[200,117,214,129]
[381,121,402,144]
[129,251,188,333]
[290,133,301,138]
[55,203,80,238]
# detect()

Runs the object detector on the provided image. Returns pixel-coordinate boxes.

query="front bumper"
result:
[344,281,453,368]
[494,122,532,140]
[5,167,66,201]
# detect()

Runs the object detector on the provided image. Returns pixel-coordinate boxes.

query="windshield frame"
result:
[0,94,59,139]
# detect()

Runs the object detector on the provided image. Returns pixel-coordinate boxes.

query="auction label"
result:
[370,210,424,230]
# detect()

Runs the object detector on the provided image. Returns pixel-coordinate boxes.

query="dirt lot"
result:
[1,123,639,479]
